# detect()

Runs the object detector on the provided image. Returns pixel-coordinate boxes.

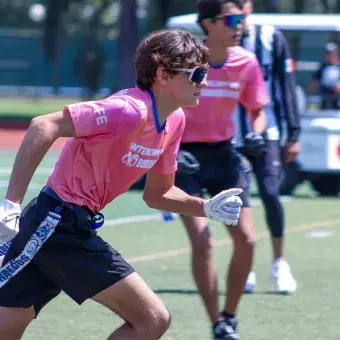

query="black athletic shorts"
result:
[175,140,251,207]
[0,187,134,316]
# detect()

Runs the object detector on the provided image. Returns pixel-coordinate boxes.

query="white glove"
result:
[203,188,243,226]
[0,198,21,244]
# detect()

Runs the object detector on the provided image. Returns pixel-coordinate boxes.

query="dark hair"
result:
[197,0,244,35]
[135,29,209,90]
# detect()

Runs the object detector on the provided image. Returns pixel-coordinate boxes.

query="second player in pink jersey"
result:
[0,29,244,339]
[182,46,268,143]
[175,1,269,340]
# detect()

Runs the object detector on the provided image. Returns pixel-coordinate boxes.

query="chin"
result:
[184,98,200,107]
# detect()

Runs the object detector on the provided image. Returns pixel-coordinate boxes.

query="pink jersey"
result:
[181,46,269,143]
[47,87,185,212]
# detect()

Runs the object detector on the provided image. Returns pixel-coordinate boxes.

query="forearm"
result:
[144,185,206,217]
[6,117,58,204]
[250,107,266,133]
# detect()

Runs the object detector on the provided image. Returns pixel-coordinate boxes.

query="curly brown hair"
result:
[135,29,209,90]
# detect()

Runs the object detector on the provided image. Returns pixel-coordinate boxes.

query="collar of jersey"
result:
[203,39,227,69]
[209,58,227,69]
[146,88,166,133]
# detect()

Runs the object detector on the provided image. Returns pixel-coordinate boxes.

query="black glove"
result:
[177,150,200,175]
[242,132,266,157]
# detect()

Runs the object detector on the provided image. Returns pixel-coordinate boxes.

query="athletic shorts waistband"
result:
[180,139,233,149]
[41,186,95,219]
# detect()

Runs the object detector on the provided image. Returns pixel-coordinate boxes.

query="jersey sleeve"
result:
[240,55,270,111]
[152,116,185,174]
[65,97,142,139]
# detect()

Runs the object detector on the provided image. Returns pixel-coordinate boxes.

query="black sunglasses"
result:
[210,13,245,28]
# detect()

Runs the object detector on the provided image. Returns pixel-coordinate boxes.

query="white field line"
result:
[0,181,43,190]
[1,193,332,266]
[0,168,53,175]
[127,218,340,264]
[102,196,292,227]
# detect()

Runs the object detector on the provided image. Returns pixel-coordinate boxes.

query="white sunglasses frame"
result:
[171,66,208,83]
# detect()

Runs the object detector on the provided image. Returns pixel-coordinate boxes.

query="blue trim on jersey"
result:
[209,58,227,69]
[147,88,165,133]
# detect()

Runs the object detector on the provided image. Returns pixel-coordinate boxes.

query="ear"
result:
[202,18,213,32]
[156,67,169,86]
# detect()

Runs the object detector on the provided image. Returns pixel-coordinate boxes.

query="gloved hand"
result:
[0,198,21,244]
[203,188,243,226]
[177,150,200,175]
[242,132,266,157]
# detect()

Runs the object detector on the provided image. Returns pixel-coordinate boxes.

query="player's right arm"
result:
[6,95,140,205]
[6,110,76,204]
[0,110,75,244]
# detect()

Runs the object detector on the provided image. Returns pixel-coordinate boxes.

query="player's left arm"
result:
[142,116,206,217]
[275,29,301,162]
[143,170,206,217]
[249,106,266,134]
[143,170,243,226]
[240,55,269,156]
[241,54,269,135]
[143,117,242,225]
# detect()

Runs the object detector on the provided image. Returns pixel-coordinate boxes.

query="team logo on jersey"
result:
[122,152,140,167]
[121,143,164,169]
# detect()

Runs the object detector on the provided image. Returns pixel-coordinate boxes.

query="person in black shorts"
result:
[0,29,244,340]
[175,1,269,339]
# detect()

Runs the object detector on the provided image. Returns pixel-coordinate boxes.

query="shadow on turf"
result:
[154,289,293,297]
[154,289,200,295]
[244,290,294,296]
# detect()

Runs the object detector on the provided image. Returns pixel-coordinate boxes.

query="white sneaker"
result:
[271,258,297,294]
[244,271,256,293]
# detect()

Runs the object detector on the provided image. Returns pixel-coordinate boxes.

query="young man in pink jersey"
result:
[0,29,244,340]
[174,1,269,339]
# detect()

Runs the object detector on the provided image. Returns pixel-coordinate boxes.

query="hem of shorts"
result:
[77,268,136,305]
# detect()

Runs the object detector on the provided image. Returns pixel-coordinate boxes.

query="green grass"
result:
[1,150,340,340]
[0,97,79,120]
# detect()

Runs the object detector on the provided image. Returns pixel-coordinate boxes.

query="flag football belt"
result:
[42,186,104,230]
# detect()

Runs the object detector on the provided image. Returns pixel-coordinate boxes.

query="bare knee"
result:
[135,304,171,339]
[0,306,34,340]
[232,208,257,252]
[233,232,256,253]
[155,306,171,337]
[231,223,256,253]
[187,224,213,258]
[192,235,213,259]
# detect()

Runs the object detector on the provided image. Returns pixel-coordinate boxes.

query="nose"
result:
[196,78,208,88]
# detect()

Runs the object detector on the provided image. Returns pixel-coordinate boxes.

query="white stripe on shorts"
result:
[0,212,61,288]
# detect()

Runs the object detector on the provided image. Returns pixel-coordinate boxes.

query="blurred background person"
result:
[233,0,301,294]
[308,42,340,110]
[74,41,106,100]
[175,1,268,339]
